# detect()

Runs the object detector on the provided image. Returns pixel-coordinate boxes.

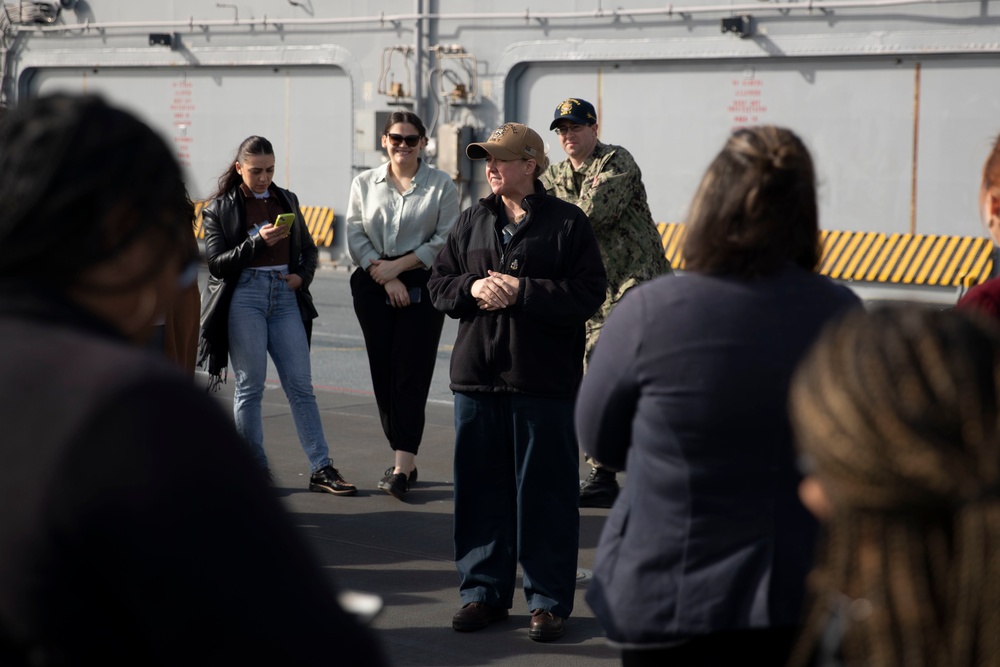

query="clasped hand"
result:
[472,270,518,310]
[368,258,402,286]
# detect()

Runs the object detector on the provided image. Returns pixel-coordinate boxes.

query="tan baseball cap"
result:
[466,122,549,169]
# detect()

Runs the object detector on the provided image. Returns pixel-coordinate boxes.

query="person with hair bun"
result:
[199,135,356,495]
[576,126,860,665]
[789,306,1000,667]
[0,94,386,665]
[347,111,459,499]
[956,134,1000,320]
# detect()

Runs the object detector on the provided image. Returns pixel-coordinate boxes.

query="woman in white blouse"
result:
[347,111,459,499]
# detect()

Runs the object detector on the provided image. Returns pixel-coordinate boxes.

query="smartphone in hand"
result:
[274,213,295,229]
[386,287,422,305]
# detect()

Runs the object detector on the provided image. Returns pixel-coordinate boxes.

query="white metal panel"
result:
[515,56,998,238]
[915,59,1000,237]
[29,66,351,210]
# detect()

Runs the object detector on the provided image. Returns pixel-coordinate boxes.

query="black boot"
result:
[579,467,619,508]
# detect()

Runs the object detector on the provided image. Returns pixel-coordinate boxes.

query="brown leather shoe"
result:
[452,602,509,632]
[528,609,565,642]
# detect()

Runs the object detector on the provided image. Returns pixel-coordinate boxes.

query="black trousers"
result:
[350,266,444,455]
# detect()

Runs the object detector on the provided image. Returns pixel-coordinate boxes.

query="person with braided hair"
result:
[956,134,1000,320]
[788,305,1000,667]
[576,125,860,665]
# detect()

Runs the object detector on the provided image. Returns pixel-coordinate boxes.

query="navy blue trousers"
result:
[453,391,579,619]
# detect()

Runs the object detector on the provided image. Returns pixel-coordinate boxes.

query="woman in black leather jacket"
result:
[199,135,356,495]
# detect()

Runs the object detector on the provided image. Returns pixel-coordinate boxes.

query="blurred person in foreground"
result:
[956,134,1000,320]
[576,126,860,665]
[789,306,1000,667]
[0,94,387,666]
[429,122,606,641]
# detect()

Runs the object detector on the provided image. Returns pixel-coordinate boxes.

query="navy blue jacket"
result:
[429,183,606,397]
[576,267,860,646]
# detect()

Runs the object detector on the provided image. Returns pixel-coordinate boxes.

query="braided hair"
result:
[789,306,1000,667]
[683,125,821,278]
[0,94,192,290]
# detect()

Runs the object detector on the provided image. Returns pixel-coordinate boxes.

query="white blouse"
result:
[346,159,460,270]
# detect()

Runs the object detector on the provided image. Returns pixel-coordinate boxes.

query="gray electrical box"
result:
[436,122,473,182]
[355,110,395,152]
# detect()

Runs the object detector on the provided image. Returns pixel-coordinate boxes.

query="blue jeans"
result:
[228,269,330,472]
[453,392,579,619]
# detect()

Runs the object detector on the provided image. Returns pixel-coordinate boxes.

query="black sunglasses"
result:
[386,133,422,148]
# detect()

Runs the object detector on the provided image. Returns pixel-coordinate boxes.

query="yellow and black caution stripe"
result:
[301,207,336,248]
[193,202,337,248]
[817,231,886,282]
[658,223,995,287]
[820,230,994,287]
[192,200,208,238]
[659,222,688,271]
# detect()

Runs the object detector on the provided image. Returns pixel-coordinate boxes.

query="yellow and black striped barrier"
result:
[657,223,995,288]
[659,221,688,271]
[193,202,336,248]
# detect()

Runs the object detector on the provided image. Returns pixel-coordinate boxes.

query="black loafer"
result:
[378,471,407,499]
[377,467,417,499]
[579,467,620,508]
[452,602,508,632]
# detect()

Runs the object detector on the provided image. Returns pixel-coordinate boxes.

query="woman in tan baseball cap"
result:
[429,122,607,642]
[465,122,549,229]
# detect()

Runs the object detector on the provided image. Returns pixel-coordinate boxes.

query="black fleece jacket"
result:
[428,182,606,397]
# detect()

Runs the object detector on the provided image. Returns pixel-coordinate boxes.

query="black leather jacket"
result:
[197,185,319,382]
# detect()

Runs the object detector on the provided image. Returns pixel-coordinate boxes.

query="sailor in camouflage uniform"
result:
[541,98,672,508]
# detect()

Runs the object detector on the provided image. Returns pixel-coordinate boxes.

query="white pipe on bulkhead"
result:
[19,0,978,34]
[414,0,423,121]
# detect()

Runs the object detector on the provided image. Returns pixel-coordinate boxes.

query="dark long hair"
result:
[682,125,820,278]
[0,93,191,287]
[209,135,274,202]
[789,306,1000,667]
[382,111,426,138]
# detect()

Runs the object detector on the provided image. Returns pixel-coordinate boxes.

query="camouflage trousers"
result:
[581,278,643,472]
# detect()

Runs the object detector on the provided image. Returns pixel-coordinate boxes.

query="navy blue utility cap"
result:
[550,98,597,130]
